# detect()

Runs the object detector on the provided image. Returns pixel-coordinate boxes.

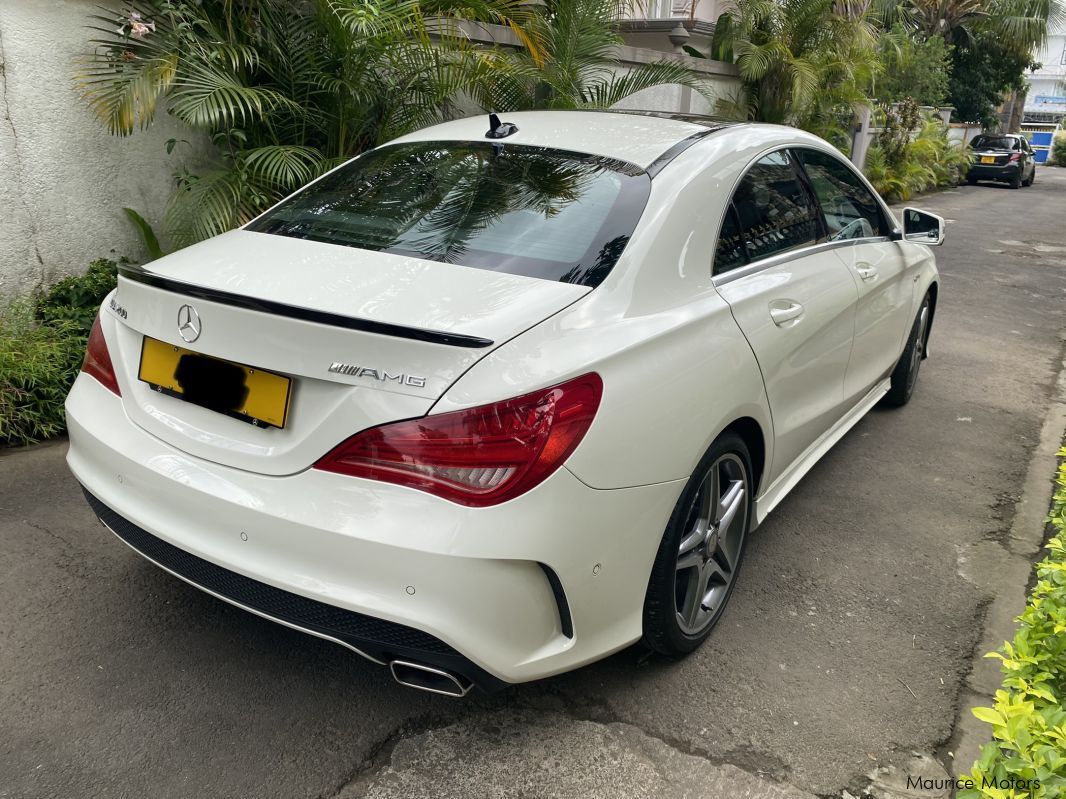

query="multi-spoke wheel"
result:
[643,432,752,656]
[882,292,931,408]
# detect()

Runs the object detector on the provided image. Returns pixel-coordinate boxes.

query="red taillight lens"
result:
[1009,152,1022,162]
[81,313,121,395]
[314,373,603,507]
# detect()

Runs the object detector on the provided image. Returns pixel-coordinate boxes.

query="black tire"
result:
[882,294,931,408]
[1028,168,1036,186]
[966,176,978,185]
[642,431,753,657]
[1009,172,1022,189]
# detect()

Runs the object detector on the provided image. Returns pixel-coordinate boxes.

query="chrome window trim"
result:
[712,236,890,286]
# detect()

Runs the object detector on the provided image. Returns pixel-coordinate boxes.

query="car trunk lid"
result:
[106,230,589,476]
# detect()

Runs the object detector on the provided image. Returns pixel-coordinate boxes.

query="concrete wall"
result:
[0,0,210,300]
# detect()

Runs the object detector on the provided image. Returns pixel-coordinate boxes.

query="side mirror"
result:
[901,208,945,246]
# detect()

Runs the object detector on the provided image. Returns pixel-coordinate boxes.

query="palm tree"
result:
[715,0,881,137]
[461,0,717,111]
[78,0,536,245]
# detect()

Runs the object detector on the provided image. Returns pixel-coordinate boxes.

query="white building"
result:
[1024,28,1066,122]
[619,0,728,55]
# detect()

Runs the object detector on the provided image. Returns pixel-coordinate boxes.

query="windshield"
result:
[246,141,651,288]
[971,136,1019,150]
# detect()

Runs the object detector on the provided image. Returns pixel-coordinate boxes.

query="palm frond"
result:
[579,61,719,108]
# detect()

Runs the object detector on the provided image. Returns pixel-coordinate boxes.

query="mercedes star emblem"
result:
[177,304,202,343]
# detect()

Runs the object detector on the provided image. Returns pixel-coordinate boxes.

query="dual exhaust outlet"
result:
[389,660,473,697]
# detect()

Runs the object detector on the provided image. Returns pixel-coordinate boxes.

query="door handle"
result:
[769,301,804,326]
[856,264,878,282]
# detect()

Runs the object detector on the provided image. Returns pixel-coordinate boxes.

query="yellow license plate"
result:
[138,337,292,429]
[981,156,996,164]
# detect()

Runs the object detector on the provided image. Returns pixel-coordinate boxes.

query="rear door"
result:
[713,150,859,482]
[795,148,913,403]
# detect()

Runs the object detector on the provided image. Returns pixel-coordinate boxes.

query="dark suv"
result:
[965,134,1036,189]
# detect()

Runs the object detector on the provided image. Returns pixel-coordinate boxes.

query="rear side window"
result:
[246,141,651,288]
[796,148,886,241]
[730,151,823,262]
[713,204,747,275]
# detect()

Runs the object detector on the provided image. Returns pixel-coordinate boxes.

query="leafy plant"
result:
[959,446,1066,799]
[0,301,86,447]
[0,258,122,447]
[864,99,970,200]
[34,258,121,331]
[874,26,953,106]
[1051,132,1066,166]
[712,0,881,145]
[122,208,166,260]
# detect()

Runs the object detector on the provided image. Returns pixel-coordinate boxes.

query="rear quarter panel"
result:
[431,133,782,491]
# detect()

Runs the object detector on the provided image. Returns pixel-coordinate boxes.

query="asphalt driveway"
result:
[2,170,1065,799]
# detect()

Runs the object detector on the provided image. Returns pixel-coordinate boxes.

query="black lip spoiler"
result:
[117,264,495,349]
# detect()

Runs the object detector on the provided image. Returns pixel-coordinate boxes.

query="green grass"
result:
[0,258,120,447]
[959,446,1066,798]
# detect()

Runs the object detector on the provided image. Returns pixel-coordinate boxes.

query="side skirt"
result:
[752,378,890,527]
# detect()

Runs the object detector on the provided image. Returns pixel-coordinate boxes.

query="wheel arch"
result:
[924,280,938,359]
[723,416,767,497]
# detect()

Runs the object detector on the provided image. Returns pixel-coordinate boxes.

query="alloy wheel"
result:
[674,453,749,635]
[906,303,930,392]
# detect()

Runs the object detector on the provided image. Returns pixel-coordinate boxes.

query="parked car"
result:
[66,111,943,696]
[966,133,1037,188]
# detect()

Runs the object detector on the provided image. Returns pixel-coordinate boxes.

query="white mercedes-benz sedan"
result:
[66,110,943,696]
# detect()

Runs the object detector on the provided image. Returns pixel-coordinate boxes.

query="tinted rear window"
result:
[971,135,1019,150]
[246,141,651,288]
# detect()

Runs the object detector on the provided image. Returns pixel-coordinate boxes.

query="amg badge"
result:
[328,362,427,388]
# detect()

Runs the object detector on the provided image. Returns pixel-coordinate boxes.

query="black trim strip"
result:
[118,265,495,349]
[537,563,574,639]
[644,125,735,178]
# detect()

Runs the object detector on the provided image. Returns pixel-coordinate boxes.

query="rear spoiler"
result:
[117,263,495,349]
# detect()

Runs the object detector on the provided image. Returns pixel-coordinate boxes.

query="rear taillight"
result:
[314,373,603,507]
[81,313,121,395]
[1009,152,1022,162]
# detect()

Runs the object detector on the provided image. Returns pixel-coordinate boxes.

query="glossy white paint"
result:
[65,112,940,685]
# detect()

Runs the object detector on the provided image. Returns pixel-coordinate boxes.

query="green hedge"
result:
[960,446,1066,798]
[0,258,120,447]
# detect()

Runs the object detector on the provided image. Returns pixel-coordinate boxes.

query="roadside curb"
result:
[946,330,1066,778]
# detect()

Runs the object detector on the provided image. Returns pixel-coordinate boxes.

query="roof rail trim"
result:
[644,124,734,178]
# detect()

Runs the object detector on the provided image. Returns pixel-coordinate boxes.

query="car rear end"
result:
[967,135,1025,183]
[65,119,695,691]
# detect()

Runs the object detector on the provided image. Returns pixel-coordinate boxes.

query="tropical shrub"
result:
[0,259,121,447]
[874,26,952,106]
[478,0,713,111]
[0,302,85,447]
[864,99,970,200]
[1050,131,1066,166]
[713,0,881,137]
[959,447,1066,799]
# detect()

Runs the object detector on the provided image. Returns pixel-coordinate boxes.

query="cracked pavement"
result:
[2,171,1066,799]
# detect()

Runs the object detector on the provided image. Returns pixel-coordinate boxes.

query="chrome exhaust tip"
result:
[389,660,473,697]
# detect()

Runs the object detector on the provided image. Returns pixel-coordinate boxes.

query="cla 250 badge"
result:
[328,362,426,388]
[109,297,128,319]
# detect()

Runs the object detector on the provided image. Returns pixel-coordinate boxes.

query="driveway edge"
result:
[947,331,1066,778]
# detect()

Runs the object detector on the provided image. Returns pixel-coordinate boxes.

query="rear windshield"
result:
[971,135,1019,150]
[246,141,651,288]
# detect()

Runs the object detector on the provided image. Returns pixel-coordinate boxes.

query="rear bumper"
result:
[66,373,683,686]
[966,162,1021,181]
